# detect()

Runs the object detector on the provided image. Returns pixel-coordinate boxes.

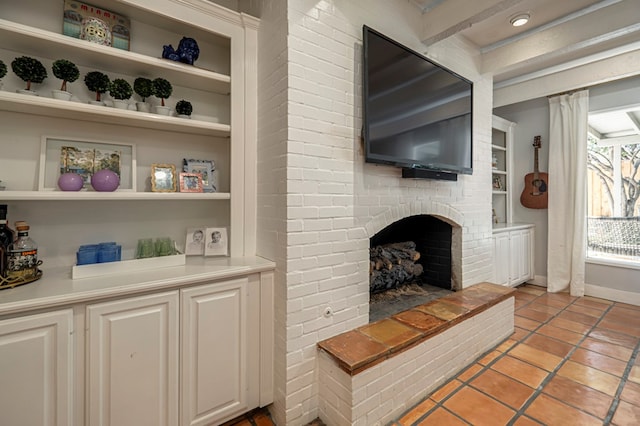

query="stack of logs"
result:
[369,241,423,294]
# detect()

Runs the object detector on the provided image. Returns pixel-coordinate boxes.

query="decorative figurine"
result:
[162,37,200,65]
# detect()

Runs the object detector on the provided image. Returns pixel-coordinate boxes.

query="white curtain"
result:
[547,90,589,295]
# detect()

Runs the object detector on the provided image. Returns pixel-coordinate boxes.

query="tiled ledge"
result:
[317,282,515,375]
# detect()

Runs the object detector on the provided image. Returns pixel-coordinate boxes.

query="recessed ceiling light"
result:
[510,13,530,27]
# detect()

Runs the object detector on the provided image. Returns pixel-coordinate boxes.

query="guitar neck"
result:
[533,146,540,179]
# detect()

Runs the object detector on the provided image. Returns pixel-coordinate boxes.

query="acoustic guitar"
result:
[520,136,548,209]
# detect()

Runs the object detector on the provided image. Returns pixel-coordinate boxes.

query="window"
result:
[587,132,640,262]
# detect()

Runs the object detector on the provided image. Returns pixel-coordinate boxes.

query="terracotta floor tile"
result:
[598,318,640,338]
[557,310,599,326]
[415,407,467,426]
[399,398,435,425]
[589,327,639,349]
[514,291,537,302]
[470,369,535,410]
[616,302,640,311]
[491,355,549,388]
[580,337,634,361]
[630,365,640,385]
[317,330,388,371]
[509,343,563,371]
[430,379,462,402]
[612,400,640,426]
[525,333,575,358]
[496,339,517,352]
[548,317,592,334]
[543,375,613,419]
[517,285,546,295]
[620,381,640,405]
[557,360,621,396]
[415,300,469,322]
[512,416,543,426]
[537,323,583,345]
[573,296,613,310]
[527,302,562,315]
[606,306,640,323]
[359,318,423,350]
[253,412,275,426]
[516,307,555,322]
[537,292,577,308]
[391,310,446,336]
[514,298,530,309]
[457,363,483,382]
[512,327,530,341]
[443,386,515,426]
[525,393,603,426]
[514,315,542,331]
[566,304,606,318]
[570,347,628,376]
[478,350,501,366]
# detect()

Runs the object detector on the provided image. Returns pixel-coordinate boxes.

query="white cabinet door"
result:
[517,228,534,283]
[493,232,511,286]
[86,292,179,426]
[181,277,253,426]
[509,231,524,286]
[0,309,74,426]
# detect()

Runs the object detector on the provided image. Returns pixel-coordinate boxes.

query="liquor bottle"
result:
[0,205,15,278]
[7,221,38,281]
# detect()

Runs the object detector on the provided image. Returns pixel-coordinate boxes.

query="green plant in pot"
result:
[109,78,133,109]
[84,71,110,105]
[152,77,172,115]
[175,99,192,118]
[51,59,80,100]
[0,60,7,90]
[11,56,48,95]
[133,77,153,112]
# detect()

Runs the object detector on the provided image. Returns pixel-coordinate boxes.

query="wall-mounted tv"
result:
[362,26,473,179]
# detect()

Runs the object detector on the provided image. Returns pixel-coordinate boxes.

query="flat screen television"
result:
[362,26,473,178]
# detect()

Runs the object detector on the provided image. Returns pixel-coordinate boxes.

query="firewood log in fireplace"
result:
[369,241,423,294]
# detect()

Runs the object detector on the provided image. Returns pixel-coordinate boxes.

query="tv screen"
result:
[363,26,473,176]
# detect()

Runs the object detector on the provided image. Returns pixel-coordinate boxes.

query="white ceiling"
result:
[411,0,640,141]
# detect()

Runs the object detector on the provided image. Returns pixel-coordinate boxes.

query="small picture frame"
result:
[205,227,228,256]
[183,159,216,193]
[151,164,177,192]
[185,227,205,255]
[179,172,203,193]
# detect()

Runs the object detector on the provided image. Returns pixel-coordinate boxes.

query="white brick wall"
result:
[318,299,514,426]
[256,1,496,424]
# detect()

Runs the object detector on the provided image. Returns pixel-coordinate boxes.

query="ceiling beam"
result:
[481,0,640,76]
[626,111,640,134]
[420,0,526,45]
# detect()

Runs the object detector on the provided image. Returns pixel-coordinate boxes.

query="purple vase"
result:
[91,169,120,192]
[58,172,84,191]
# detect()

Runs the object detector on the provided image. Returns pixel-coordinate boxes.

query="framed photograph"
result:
[183,159,216,193]
[39,136,136,191]
[205,227,228,256]
[179,173,203,193]
[185,227,205,255]
[63,0,131,50]
[151,164,177,192]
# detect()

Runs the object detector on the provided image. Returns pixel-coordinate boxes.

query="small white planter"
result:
[88,100,105,106]
[52,90,73,101]
[177,114,191,119]
[153,105,172,115]
[112,99,129,109]
[136,102,150,113]
[17,89,38,96]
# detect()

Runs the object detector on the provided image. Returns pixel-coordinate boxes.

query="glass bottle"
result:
[7,221,38,281]
[0,205,15,278]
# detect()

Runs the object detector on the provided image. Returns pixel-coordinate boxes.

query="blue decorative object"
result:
[76,242,121,265]
[162,37,200,65]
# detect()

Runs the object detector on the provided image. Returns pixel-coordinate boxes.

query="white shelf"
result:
[491,144,507,151]
[0,19,230,95]
[0,190,231,201]
[492,169,507,175]
[0,91,230,137]
[492,190,507,195]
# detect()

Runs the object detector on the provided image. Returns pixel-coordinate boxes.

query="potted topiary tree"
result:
[84,71,110,105]
[175,99,193,118]
[11,56,48,95]
[133,77,153,112]
[51,59,80,101]
[109,78,133,109]
[152,77,172,115]
[0,60,6,90]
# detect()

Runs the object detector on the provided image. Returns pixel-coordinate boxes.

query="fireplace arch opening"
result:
[369,214,461,322]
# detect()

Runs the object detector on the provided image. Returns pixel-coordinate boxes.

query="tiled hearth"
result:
[316,282,515,425]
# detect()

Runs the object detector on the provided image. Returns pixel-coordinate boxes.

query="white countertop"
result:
[492,223,535,233]
[0,256,275,316]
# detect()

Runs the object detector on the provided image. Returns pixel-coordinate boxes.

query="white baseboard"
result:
[585,284,640,306]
